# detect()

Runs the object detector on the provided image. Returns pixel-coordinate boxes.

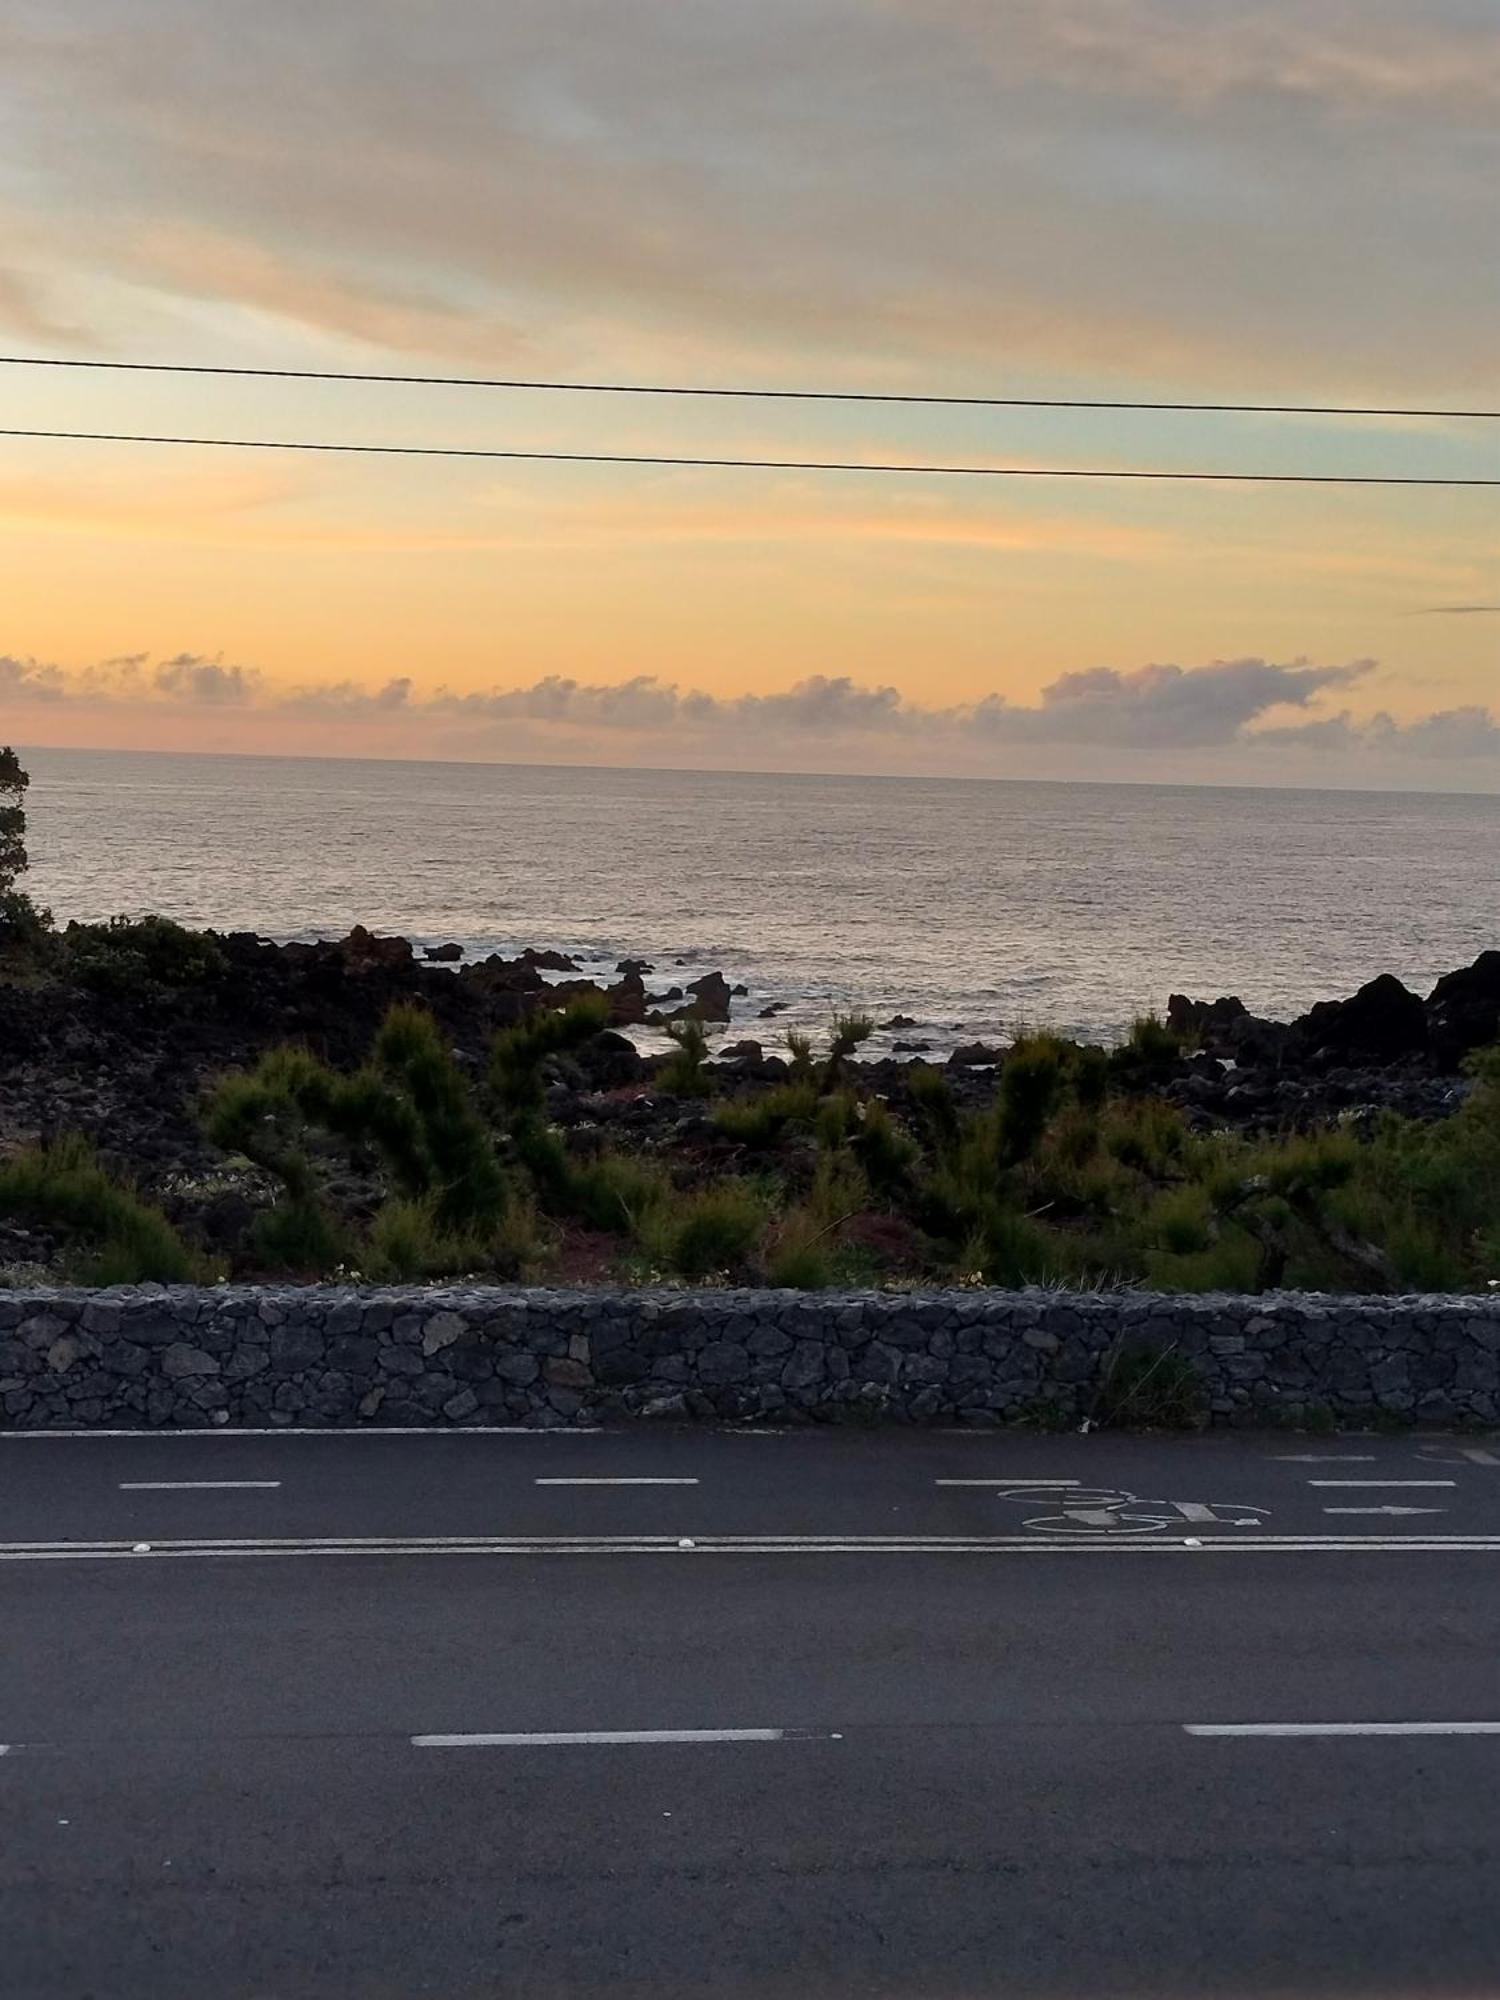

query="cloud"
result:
[2,0,1494,396]
[9,648,1500,770]
[970,656,1370,748]
[0,653,68,702]
[150,652,260,706]
[1259,706,1500,760]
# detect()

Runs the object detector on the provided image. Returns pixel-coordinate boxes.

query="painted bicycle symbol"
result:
[987,1485,1270,1536]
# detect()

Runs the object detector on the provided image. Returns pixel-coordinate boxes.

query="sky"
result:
[0,0,1495,787]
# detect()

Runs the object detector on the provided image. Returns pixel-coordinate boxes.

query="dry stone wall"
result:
[2,1286,1499,1430]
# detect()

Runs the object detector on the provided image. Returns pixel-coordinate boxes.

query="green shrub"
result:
[1142,1230,1261,1293]
[566,1154,671,1234]
[1122,1013,1183,1065]
[1103,1097,1186,1173]
[1072,1044,1111,1111]
[365,1198,471,1281]
[65,914,225,993]
[372,1004,507,1230]
[763,1210,836,1288]
[0,1134,198,1283]
[851,1098,916,1193]
[816,1091,858,1150]
[907,1064,961,1157]
[649,1182,765,1280]
[490,997,609,1115]
[249,1197,347,1277]
[714,1081,820,1146]
[997,1040,1067,1167]
[823,1013,874,1085]
[785,1030,816,1082]
[1147,1184,1215,1256]
[979,1207,1058,1285]
[658,1018,713,1097]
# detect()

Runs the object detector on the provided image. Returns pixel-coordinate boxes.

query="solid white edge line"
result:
[118,1480,282,1491]
[1308,1480,1456,1487]
[411,1727,799,1747]
[534,1477,700,1486]
[6,1535,1500,1563]
[1185,1722,1500,1737]
[0,1426,605,1439]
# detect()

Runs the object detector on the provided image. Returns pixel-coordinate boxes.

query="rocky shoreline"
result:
[3,924,1497,1240]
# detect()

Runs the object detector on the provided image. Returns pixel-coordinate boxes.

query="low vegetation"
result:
[0,1135,200,1285]
[176,1000,1500,1291]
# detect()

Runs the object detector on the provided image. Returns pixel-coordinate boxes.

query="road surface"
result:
[3,1423,1499,1996]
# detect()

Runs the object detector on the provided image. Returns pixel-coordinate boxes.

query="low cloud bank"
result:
[4,648,1499,772]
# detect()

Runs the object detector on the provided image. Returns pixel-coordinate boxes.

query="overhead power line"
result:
[1,353,1497,422]
[0,425,1495,486]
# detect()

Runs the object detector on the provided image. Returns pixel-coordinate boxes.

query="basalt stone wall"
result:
[3,1286,1500,1431]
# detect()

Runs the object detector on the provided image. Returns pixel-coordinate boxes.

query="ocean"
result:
[19,746,1500,1057]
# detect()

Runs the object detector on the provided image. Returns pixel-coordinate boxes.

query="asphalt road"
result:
[4,1425,1500,1997]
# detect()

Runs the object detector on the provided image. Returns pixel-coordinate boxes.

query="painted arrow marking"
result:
[1322,1505,1445,1517]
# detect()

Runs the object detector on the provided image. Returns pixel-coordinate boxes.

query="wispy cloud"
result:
[2,1,1494,396]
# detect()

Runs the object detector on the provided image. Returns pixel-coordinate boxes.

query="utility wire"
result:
[1,353,1497,422]
[0,425,1495,485]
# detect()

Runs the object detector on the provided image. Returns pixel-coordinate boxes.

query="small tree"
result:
[0,745,47,942]
[0,746,26,897]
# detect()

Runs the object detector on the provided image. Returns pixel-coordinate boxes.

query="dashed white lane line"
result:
[934,1479,1083,1488]
[411,1727,826,1748]
[118,1481,282,1491]
[1186,1722,1500,1738]
[1271,1454,1378,1463]
[1308,1479,1456,1488]
[534,1477,700,1487]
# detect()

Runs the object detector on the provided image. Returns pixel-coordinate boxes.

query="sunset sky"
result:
[0,0,1495,785]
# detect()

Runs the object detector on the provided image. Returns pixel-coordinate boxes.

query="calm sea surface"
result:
[20,748,1500,1055]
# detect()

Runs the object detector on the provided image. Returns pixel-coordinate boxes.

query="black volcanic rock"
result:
[1426,951,1500,1067]
[1292,972,1428,1064]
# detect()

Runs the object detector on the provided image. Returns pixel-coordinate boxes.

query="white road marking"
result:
[0,1426,605,1440]
[1172,1503,1222,1522]
[1308,1479,1456,1488]
[1271,1454,1378,1463]
[1323,1505,1444,1516]
[118,1480,282,1491]
[412,1727,811,1748]
[534,1477,699,1486]
[1186,1721,1500,1738]
[934,1479,1083,1487]
[6,1533,1500,1563]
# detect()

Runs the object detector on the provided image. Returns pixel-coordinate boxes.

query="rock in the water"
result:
[948,1041,1004,1068]
[683,971,734,1021]
[339,925,414,971]
[424,941,464,962]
